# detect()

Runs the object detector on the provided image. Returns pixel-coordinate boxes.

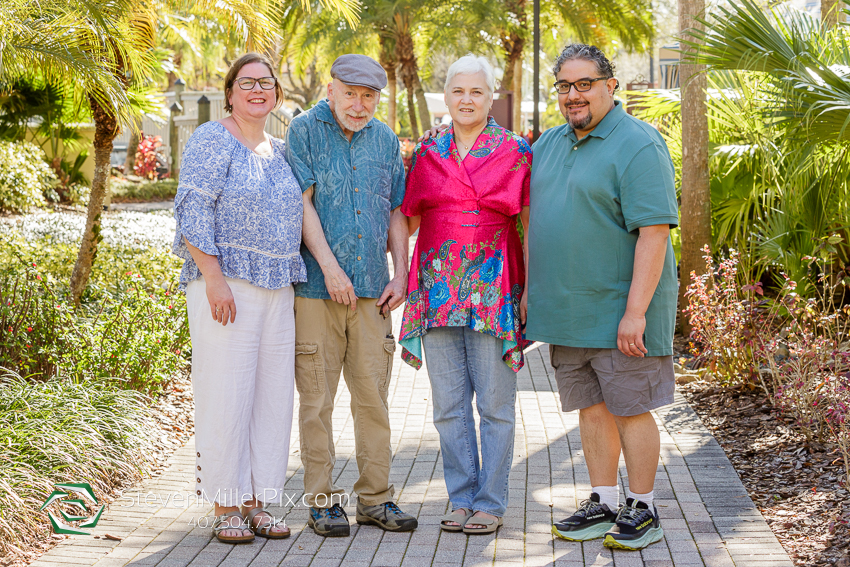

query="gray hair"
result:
[552,44,616,80]
[444,55,496,94]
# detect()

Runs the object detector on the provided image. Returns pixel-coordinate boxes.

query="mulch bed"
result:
[677,378,850,566]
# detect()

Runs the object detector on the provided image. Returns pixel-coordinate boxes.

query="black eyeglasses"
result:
[235,77,277,90]
[553,77,608,94]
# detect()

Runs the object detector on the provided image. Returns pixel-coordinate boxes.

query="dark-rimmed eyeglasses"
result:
[235,77,277,90]
[553,77,608,95]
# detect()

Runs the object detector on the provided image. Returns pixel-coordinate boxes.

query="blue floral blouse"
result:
[172,121,307,290]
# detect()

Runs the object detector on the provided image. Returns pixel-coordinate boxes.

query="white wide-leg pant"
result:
[187,276,295,507]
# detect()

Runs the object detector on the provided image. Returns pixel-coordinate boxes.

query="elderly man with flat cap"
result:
[285,54,415,537]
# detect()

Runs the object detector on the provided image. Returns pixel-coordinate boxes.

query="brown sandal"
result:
[212,510,254,544]
[245,507,290,539]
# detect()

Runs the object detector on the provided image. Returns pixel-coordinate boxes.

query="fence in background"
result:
[117,88,293,178]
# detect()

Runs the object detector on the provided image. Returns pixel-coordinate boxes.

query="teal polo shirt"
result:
[526,101,679,356]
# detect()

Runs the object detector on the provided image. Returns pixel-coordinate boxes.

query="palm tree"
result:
[2,0,359,304]
[632,0,850,290]
[677,0,710,333]
[422,0,655,132]
[283,0,442,139]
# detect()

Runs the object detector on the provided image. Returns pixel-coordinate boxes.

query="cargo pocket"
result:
[379,339,396,393]
[294,343,324,395]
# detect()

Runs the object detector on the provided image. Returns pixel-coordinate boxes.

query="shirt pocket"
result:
[362,159,392,201]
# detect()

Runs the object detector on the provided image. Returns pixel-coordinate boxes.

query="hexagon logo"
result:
[40,482,104,535]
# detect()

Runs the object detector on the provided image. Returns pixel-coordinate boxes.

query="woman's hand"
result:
[418,123,449,142]
[206,275,237,325]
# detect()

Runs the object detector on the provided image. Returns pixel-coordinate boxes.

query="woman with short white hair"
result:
[398,54,532,534]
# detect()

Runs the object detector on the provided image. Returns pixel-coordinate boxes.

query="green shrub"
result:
[111,179,178,203]
[0,140,59,213]
[0,254,189,393]
[0,370,156,556]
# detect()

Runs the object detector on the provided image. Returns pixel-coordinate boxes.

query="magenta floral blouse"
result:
[399,118,532,372]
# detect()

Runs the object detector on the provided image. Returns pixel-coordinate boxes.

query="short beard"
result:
[567,107,593,131]
[331,95,374,133]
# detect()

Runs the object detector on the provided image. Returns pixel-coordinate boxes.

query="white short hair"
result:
[444,55,495,95]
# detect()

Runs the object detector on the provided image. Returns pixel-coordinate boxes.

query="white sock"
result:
[627,489,654,510]
[592,486,619,510]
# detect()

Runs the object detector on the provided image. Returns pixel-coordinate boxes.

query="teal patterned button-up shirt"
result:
[285,99,406,299]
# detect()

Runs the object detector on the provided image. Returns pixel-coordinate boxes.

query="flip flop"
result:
[463,514,503,535]
[245,507,290,539]
[212,510,254,544]
[440,508,474,532]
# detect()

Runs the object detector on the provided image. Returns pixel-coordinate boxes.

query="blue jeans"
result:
[422,326,517,517]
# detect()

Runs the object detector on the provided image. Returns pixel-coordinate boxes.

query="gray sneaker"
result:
[308,504,350,537]
[356,500,418,532]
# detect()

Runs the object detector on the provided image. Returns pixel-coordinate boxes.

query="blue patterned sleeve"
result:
[172,123,235,261]
[284,119,315,193]
[388,134,406,210]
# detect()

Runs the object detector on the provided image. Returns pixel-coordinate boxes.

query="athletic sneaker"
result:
[355,500,418,532]
[603,498,664,550]
[308,504,350,537]
[552,493,618,541]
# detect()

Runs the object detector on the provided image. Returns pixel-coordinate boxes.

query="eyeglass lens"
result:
[236,77,276,90]
[554,78,603,94]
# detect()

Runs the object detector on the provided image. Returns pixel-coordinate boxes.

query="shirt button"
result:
[357,256,362,261]
[355,188,359,192]
[573,146,577,150]
[358,234,362,239]
[356,210,361,214]
[353,166,357,170]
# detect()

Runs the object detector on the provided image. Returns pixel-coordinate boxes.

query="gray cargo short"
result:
[549,345,675,417]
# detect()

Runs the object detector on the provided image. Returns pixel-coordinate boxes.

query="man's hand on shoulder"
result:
[418,123,449,143]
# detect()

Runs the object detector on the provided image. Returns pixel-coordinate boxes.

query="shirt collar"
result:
[314,98,375,132]
[563,100,626,141]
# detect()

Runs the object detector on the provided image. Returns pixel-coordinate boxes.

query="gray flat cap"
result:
[331,54,387,92]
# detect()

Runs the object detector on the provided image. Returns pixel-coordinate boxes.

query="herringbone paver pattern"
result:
[32,310,793,567]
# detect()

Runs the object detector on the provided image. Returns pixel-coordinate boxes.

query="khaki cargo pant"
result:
[294,296,396,508]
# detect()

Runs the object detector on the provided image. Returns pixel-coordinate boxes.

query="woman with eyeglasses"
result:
[172,52,306,544]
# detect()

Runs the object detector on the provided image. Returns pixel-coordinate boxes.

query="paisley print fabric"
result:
[284,99,406,299]
[399,118,532,372]
[172,121,307,290]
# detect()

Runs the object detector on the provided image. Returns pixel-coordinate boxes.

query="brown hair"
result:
[223,53,284,113]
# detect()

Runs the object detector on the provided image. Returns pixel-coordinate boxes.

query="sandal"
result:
[212,510,254,544]
[440,508,474,532]
[245,507,290,539]
[463,514,503,535]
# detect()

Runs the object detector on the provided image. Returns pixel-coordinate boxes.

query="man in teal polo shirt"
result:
[525,44,678,551]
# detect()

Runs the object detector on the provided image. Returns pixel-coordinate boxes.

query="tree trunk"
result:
[512,57,523,134]
[395,23,427,138]
[124,128,139,175]
[70,97,118,305]
[386,71,397,133]
[678,0,711,335]
[500,0,527,133]
[413,76,431,131]
[378,38,398,132]
[822,0,844,27]
[405,81,419,139]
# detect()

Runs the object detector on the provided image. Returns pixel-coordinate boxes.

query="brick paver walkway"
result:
[33,309,793,567]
